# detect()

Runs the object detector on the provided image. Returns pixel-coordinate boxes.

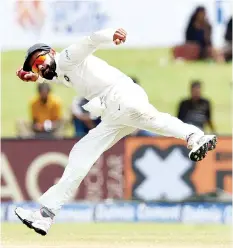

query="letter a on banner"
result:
[1,153,24,201]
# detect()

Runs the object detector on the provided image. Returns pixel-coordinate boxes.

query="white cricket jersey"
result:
[38,28,129,100]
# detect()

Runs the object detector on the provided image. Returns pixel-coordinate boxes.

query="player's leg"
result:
[126,103,199,139]
[101,80,216,162]
[124,103,217,161]
[15,123,135,235]
[38,123,135,213]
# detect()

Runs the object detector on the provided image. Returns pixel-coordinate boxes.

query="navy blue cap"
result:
[23,43,51,71]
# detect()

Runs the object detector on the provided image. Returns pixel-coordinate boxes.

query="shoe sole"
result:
[207,135,217,151]
[32,226,47,236]
[189,135,217,162]
[15,209,47,236]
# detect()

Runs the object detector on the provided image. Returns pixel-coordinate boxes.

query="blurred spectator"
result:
[177,80,215,132]
[173,6,224,62]
[17,83,64,138]
[71,97,101,137]
[224,17,232,62]
[185,6,224,62]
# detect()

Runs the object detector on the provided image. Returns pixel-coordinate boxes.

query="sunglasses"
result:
[31,53,50,73]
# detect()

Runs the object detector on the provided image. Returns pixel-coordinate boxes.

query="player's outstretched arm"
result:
[90,28,127,45]
[61,28,127,65]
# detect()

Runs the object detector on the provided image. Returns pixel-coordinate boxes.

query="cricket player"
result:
[15,28,217,236]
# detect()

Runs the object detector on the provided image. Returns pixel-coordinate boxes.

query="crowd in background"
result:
[16,6,230,139]
[173,6,232,63]
[16,77,157,139]
[16,79,215,139]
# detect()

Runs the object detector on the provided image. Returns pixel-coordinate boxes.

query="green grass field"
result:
[2,48,231,137]
[1,223,232,248]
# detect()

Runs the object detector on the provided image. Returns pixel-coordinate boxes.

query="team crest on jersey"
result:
[64,75,70,82]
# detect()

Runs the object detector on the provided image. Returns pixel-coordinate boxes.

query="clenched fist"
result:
[113,28,127,45]
[16,67,38,82]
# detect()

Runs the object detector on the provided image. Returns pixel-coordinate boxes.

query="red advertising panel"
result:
[1,139,124,202]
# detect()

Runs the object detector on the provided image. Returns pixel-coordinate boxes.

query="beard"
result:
[42,58,57,80]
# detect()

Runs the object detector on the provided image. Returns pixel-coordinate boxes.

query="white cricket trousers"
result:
[39,79,202,214]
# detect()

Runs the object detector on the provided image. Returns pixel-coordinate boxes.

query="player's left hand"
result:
[113,28,127,45]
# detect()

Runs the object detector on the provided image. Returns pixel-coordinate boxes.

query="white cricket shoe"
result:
[188,134,217,161]
[15,207,52,236]
[31,216,52,236]
[15,207,35,228]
